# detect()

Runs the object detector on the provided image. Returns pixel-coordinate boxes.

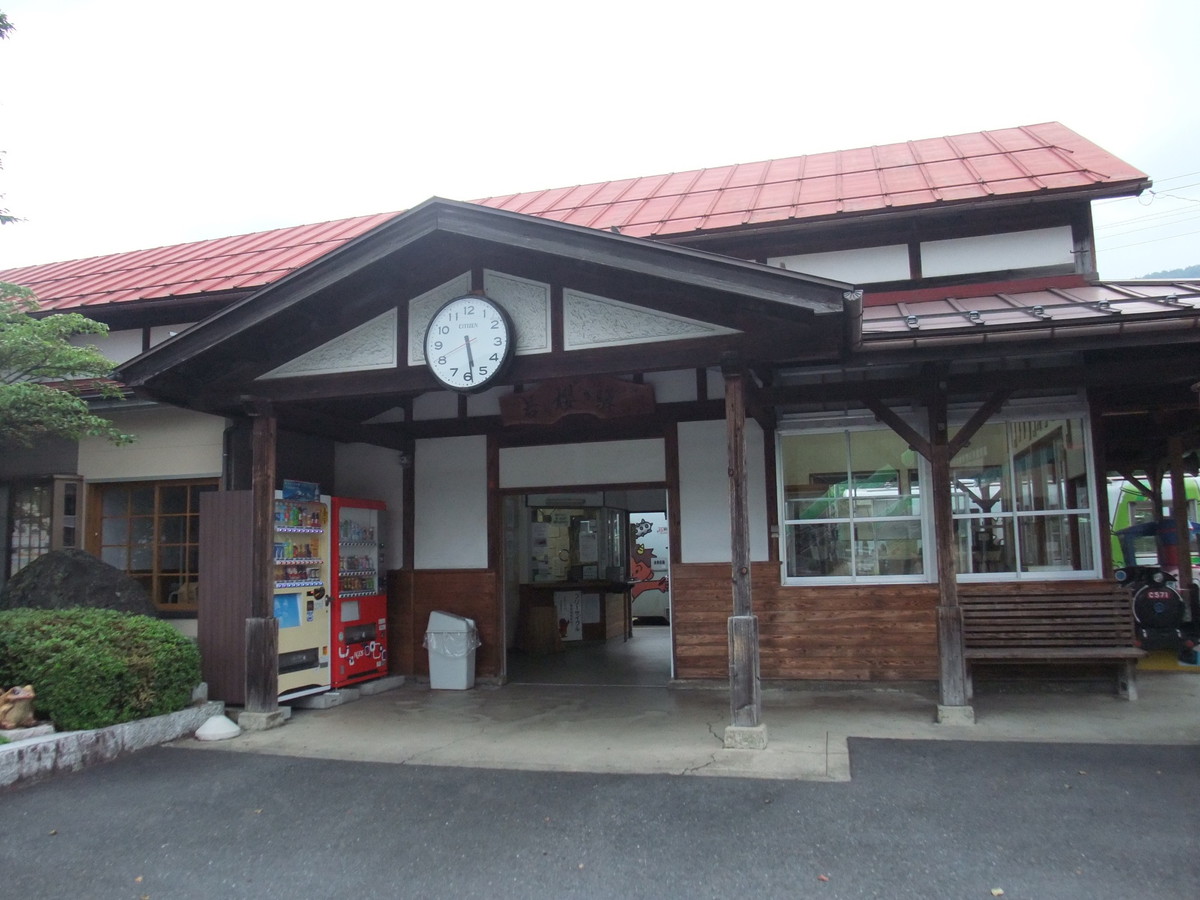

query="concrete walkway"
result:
[181,671,1200,781]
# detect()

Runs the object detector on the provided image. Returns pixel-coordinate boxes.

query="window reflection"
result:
[781,429,923,579]
[951,417,1093,576]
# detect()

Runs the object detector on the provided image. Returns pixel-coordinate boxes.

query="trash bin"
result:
[423,611,481,689]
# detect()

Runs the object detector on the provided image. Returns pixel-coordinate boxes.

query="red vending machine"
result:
[330,496,388,687]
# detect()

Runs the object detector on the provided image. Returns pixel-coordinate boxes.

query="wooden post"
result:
[245,406,279,713]
[723,362,764,746]
[1169,436,1193,595]
[927,389,970,718]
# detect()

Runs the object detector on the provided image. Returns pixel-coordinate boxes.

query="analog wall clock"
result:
[423,294,515,392]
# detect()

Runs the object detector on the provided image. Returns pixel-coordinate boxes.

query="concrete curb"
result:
[1,700,224,790]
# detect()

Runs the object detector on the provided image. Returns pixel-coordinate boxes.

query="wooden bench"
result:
[959,582,1145,700]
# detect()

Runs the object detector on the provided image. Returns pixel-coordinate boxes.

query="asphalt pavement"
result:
[2,738,1197,899]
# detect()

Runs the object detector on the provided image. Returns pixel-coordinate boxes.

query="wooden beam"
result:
[927,390,969,711]
[863,397,930,459]
[723,361,762,731]
[1169,437,1194,594]
[948,390,1011,458]
[246,406,279,712]
[767,354,1200,408]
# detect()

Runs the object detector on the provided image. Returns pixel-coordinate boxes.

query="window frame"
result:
[776,400,1102,585]
[949,405,1100,583]
[777,420,933,585]
[86,478,218,614]
[4,475,83,581]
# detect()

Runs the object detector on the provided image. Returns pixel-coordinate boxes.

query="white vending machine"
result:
[273,488,332,700]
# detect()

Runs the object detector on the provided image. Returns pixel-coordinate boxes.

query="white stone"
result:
[194,714,242,741]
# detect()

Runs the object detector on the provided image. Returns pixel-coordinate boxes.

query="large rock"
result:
[0,549,157,615]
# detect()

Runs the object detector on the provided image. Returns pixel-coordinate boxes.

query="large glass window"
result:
[952,417,1094,577]
[92,479,217,611]
[781,429,924,580]
[780,414,1097,582]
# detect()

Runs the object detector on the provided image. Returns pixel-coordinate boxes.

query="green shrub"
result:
[0,608,201,731]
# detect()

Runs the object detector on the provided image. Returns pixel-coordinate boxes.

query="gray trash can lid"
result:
[426,610,475,633]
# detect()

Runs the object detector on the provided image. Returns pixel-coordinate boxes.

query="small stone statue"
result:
[0,684,37,729]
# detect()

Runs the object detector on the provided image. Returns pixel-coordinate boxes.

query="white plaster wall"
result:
[706,368,725,400]
[642,369,696,404]
[78,406,224,480]
[412,390,460,420]
[769,244,909,283]
[469,386,506,417]
[921,226,1074,278]
[677,419,767,562]
[499,439,665,489]
[414,435,488,569]
[168,619,198,639]
[334,442,405,570]
[70,329,143,364]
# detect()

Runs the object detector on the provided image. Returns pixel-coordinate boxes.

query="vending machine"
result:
[330,496,388,687]
[273,489,332,701]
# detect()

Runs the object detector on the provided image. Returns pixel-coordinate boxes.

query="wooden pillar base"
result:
[245,616,279,714]
[728,614,762,729]
[937,605,969,708]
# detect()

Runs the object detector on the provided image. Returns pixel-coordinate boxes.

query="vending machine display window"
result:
[272,495,332,701]
[331,497,388,687]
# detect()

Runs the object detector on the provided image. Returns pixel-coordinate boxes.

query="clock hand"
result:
[464,335,475,370]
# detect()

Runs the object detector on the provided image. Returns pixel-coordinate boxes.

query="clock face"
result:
[423,295,514,392]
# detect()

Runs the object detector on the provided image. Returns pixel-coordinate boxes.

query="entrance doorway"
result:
[502,489,673,686]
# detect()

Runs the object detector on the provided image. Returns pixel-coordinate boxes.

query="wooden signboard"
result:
[500,375,654,426]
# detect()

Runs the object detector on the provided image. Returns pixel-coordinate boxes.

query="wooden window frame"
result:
[86,478,218,614]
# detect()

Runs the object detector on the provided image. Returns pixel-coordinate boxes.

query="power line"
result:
[1097,226,1200,251]
[1096,205,1200,231]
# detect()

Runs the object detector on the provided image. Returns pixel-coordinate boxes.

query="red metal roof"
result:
[0,212,398,312]
[475,122,1148,237]
[0,123,1148,313]
[861,280,1200,349]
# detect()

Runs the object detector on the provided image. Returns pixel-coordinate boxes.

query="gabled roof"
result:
[118,199,852,410]
[475,122,1149,237]
[0,123,1148,314]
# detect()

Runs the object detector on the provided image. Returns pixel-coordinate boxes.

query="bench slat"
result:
[965,647,1145,660]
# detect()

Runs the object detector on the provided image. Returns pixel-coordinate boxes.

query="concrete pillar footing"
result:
[936,704,976,725]
[229,708,288,732]
[724,723,769,750]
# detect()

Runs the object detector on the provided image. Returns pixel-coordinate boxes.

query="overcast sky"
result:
[1,0,1197,279]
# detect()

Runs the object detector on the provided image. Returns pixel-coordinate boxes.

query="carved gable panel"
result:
[563,289,738,350]
[406,272,473,366]
[483,270,551,355]
[258,308,398,380]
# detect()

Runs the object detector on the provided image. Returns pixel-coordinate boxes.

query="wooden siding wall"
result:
[671,562,939,681]
[197,490,255,705]
[387,569,501,678]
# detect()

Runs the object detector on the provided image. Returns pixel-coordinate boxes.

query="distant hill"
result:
[1140,264,1200,279]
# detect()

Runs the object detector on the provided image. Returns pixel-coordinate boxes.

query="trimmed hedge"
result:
[0,608,201,731]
